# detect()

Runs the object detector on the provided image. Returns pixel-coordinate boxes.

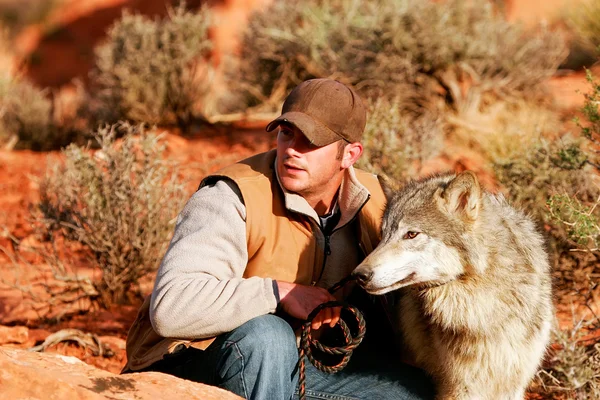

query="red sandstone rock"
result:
[0,347,242,400]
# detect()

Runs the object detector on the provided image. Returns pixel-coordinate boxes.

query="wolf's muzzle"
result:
[351,269,373,286]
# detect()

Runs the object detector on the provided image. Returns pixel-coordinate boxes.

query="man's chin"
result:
[279,177,307,194]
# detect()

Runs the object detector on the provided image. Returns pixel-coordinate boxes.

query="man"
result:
[123,79,433,399]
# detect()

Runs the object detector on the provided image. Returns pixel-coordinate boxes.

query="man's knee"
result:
[211,315,299,398]
[224,314,298,360]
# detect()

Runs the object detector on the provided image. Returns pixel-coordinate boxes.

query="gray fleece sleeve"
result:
[149,179,279,339]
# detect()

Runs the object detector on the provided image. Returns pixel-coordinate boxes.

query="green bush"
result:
[91,4,212,129]
[547,194,599,250]
[494,71,600,262]
[494,133,599,400]
[0,77,53,150]
[494,135,599,292]
[494,138,598,230]
[545,69,600,252]
[533,69,600,400]
[577,70,600,153]
[228,0,566,112]
[357,97,442,181]
[36,123,186,307]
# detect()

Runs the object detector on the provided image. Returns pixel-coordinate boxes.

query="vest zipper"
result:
[324,235,332,256]
[313,229,331,285]
[313,194,371,285]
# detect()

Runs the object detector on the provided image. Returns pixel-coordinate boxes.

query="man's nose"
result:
[285,137,305,155]
[285,143,299,157]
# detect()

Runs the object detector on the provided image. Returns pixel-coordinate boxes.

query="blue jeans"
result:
[144,314,435,400]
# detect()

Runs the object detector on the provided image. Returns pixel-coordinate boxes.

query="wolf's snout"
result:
[352,269,373,286]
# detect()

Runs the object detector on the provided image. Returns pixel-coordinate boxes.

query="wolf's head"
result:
[353,171,484,295]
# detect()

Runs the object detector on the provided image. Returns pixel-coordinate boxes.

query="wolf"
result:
[352,171,553,400]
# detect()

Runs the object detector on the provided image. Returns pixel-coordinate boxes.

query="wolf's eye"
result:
[403,231,420,240]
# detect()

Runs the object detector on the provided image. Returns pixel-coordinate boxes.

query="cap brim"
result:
[265,111,342,147]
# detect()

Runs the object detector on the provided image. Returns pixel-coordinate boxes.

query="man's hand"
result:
[276,281,341,330]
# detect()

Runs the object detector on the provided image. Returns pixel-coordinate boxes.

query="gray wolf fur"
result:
[352,171,552,400]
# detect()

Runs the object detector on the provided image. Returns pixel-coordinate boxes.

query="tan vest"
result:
[123,150,386,372]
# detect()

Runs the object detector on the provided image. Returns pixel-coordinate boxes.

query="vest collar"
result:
[274,157,371,230]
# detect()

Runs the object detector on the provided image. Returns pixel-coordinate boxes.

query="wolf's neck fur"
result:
[413,192,549,334]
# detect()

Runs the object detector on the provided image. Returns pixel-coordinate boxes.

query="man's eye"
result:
[403,231,420,240]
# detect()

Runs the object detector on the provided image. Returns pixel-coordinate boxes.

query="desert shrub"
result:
[494,77,599,400]
[0,0,58,35]
[0,26,87,150]
[566,0,600,57]
[577,70,600,157]
[533,70,600,400]
[548,194,599,250]
[91,3,212,129]
[495,139,599,399]
[228,0,566,113]
[494,135,599,294]
[0,76,93,150]
[546,70,600,252]
[35,123,186,307]
[494,138,598,225]
[494,72,600,231]
[534,319,600,398]
[0,77,53,150]
[357,97,443,181]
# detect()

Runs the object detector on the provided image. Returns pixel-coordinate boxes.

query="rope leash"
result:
[297,276,366,400]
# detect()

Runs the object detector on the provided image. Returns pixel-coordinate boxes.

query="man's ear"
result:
[341,142,363,169]
[440,171,481,221]
[377,174,396,201]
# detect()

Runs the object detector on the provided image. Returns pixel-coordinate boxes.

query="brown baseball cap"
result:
[265,79,367,146]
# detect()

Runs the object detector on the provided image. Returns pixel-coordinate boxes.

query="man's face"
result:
[276,124,344,198]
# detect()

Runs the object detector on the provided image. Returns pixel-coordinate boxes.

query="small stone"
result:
[0,325,29,345]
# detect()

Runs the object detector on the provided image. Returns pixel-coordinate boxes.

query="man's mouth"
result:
[283,162,305,172]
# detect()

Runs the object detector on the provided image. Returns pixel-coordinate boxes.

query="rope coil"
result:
[297,278,366,400]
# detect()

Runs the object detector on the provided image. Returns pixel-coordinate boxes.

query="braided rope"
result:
[297,277,366,400]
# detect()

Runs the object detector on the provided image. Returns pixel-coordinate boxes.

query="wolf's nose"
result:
[352,269,373,286]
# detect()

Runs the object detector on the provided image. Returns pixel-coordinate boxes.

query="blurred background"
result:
[0,0,599,398]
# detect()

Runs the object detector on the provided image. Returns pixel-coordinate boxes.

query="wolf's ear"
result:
[377,174,396,201]
[441,171,481,221]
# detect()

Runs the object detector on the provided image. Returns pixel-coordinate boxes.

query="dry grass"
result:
[565,0,600,57]
[447,98,563,161]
